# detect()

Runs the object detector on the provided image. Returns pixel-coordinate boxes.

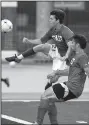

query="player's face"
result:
[68,40,76,50]
[49,15,59,28]
[72,39,80,51]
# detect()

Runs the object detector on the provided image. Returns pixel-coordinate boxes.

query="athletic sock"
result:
[22,48,35,58]
[17,54,24,60]
[36,99,49,125]
[48,102,58,125]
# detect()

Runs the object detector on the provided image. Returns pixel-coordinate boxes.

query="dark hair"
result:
[73,34,87,49]
[50,9,65,24]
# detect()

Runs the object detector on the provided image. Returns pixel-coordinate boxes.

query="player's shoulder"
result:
[61,25,74,40]
[62,25,72,32]
[77,52,88,60]
[62,25,74,37]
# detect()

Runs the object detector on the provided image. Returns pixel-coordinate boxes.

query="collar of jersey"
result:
[53,23,63,31]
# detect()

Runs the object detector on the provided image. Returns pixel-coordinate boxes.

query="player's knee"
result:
[41,92,47,100]
[42,43,51,53]
[44,43,51,49]
[41,89,51,100]
[33,43,51,54]
[39,98,49,109]
[33,44,44,52]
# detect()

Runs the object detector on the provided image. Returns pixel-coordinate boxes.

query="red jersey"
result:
[41,24,74,56]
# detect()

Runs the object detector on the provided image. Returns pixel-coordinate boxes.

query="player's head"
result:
[71,34,87,50]
[49,9,65,27]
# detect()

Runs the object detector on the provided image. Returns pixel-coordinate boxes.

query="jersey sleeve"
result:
[40,29,52,44]
[78,55,89,69]
[62,27,74,43]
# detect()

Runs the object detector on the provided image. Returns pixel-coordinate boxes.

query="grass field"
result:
[1,101,89,124]
[1,63,89,124]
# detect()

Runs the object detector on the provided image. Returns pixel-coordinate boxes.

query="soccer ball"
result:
[1,19,13,33]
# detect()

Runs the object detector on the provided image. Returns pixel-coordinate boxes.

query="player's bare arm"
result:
[47,75,59,84]
[55,68,69,77]
[23,37,42,44]
[47,67,69,80]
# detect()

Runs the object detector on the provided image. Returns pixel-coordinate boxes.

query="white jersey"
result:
[49,45,68,71]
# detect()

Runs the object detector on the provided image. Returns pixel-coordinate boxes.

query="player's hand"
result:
[49,75,59,83]
[23,37,30,43]
[47,72,56,79]
[47,72,60,83]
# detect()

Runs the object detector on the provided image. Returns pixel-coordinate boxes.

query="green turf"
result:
[1,101,89,124]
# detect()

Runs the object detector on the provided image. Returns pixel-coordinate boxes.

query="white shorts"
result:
[42,82,69,101]
[48,44,68,71]
[52,82,69,99]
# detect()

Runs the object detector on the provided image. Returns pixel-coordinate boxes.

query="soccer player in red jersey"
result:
[5,9,74,67]
[32,34,89,125]
[5,9,74,91]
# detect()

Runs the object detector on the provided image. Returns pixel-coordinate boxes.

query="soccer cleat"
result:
[5,54,21,63]
[4,78,10,87]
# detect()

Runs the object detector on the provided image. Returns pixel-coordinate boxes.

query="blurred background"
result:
[1,1,89,56]
[1,1,89,99]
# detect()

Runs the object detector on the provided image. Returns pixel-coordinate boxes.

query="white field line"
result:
[76,121,88,124]
[1,114,32,124]
[2,114,88,124]
[2,99,89,102]
[2,100,40,102]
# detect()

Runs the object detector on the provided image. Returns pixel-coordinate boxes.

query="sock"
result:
[36,98,49,125]
[22,48,35,58]
[17,54,24,60]
[48,102,58,125]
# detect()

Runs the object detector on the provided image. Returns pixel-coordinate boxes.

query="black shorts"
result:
[52,82,76,101]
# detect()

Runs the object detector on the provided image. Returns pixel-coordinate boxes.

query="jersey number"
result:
[52,35,62,42]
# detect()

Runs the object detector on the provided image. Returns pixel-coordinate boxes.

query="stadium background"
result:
[1,1,89,99]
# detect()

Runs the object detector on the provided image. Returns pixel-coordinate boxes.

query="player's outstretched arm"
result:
[23,37,42,45]
[54,67,69,76]
[47,67,69,80]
